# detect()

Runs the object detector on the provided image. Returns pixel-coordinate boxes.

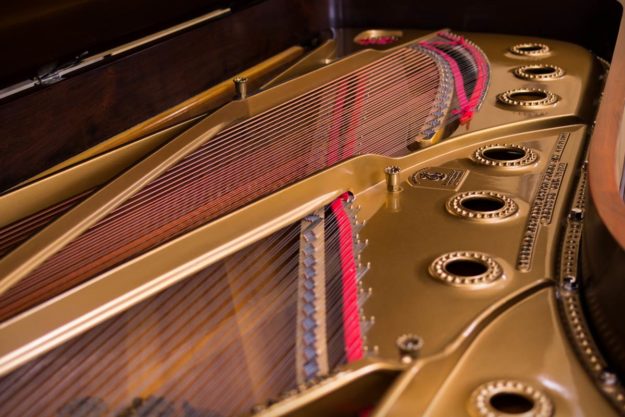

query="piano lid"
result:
[0,0,261,88]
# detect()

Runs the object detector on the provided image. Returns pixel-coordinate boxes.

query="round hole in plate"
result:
[482,146,527,162]
[473,144,538,168]
[444,258,489,277]
[490,392,535,414]
[510,43,550,56]
[525,66,556,75]
[497,88,559,108]
[469,380,553,417]
[460,196,506,212]
[430,252,504,286]
[518,45,543,53]
[513,64,564,81]
[509,90,549,102]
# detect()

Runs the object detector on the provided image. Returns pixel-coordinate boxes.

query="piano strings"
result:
[0,195,367,417]
[0,31,489,341]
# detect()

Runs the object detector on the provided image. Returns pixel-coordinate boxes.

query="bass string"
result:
[0,188,95,256]
[7,68,442,298]
[103,221,336,410]
[38,67,438,249]
[0,41,478,324]
[3,206,360,416]
[20,64,438,264]
[0,88,436,324]
[0,224,302,416]
[77,55,438,228]
[3,34,482,270]
[176,222,356,413]
[182,47,433,154]
[61,51,436,232]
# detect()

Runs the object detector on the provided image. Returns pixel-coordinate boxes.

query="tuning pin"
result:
[357,262,371,281]
[358,287,373,305]
[354,238,369,254]
[360,315,375,334]
[233,77,249,99]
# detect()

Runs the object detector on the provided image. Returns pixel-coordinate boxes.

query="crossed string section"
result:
[0,44,444,322]
[0,196,365,417]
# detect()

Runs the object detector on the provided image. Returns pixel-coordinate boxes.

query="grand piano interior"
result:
[1,1,625,416]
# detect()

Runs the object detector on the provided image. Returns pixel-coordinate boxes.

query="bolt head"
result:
[562,275,579,291]
[600,370,618,387]
[396,334,423,360]
[385,165,400,175]
[569,208,584,222]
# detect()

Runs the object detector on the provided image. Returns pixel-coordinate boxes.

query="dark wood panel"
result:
[0,0,330,191]
[0,0,232,86]
[332,0,622,60]
[583,2,625,380]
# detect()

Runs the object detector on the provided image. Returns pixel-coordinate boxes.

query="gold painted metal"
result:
[445,190,518,221]
[428,251,505,287]
[473,143,538,168]
[0,30,616,416]
[469,380,554,417]
[409,166,468,190]
[354,30,404,45]
[509,42,551,57]
[497,88,560,109]
[0,124,589,377]
[247,358,404,417]
[371,290,619,417]
[513,64,565,80]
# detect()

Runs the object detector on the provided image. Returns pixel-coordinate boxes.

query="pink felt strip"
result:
[330,193,363,362]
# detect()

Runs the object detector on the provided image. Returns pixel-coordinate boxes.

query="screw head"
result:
[569,208,584,222]
[562,275,579,291]
[384,165,400,175]
[396,334,423,361]
[600,370,618,387]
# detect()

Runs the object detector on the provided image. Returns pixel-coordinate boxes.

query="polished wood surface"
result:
[332,0,622,61]
[0,0,329,191]
[0,0,234,86]
[582,0,625,383]
[23,46,304,184]
[588,0,625,249]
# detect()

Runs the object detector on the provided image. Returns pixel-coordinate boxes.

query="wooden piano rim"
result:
[588,0,625,250]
